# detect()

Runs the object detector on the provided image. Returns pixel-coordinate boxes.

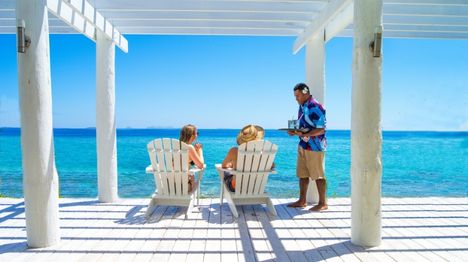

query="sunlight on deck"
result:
[0,197,467,261]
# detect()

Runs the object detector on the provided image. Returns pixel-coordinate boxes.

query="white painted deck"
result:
[0,197,467,261]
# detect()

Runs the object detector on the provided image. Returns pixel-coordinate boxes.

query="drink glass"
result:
[288,120,298,129]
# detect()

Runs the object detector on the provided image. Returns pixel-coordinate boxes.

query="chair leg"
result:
[220,183,224,206]
[187,197,195,219]
[266,197,277,216]
[223,187,238,218]
[193,188,198,207]
[197,187,200,206]
[145,198,157,218]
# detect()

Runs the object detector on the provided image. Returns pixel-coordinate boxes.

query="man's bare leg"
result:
[310,178,328,211]
[288,178,309,207]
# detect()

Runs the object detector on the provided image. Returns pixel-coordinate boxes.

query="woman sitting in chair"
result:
[180,124,205,192]
[221,124,265,192]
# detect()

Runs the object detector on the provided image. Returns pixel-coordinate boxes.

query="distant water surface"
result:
[0,128,466,198]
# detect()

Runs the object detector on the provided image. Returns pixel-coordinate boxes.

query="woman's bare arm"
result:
[189,145,204,169]
[222,147,238,169]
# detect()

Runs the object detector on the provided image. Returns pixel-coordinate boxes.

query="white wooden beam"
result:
[98,11,318,22]
[338,28,468,39]
[93,0,326,13]
[112,27,301,36]
[293,0,352,54]
[46,0,128,53]
[324,3,353,42]
[110,20,309,29]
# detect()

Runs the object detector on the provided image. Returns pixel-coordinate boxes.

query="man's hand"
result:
[288,130,304,137]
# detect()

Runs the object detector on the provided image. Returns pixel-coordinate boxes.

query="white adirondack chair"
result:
[145,138,204,218]
[215,140,278,218]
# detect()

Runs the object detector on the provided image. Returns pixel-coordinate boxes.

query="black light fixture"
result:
[369,26,383,58]
[17,19,31,53]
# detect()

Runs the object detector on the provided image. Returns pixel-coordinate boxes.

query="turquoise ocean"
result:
[0,128,467,198]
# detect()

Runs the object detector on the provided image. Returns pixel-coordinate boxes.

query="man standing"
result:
[287,83,328,211]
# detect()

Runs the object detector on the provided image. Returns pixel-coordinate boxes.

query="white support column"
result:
[351,0,383,247]
[16,0,60,248]
[96,30,118,203]
[305,31,325,204]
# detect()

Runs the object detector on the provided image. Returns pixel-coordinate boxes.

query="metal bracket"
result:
[17,19,31,53]
[369,26,383,58]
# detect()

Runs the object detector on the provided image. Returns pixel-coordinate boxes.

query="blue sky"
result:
[0,34,467,131]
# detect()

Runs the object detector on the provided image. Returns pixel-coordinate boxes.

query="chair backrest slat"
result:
[180,142,189,172]
[250,141,263,172]
[236,143,247,172]
[147,141,158,172]
[265,142,277,171]
[235,143,246,196]
[154,140,168,195]
[172,139,182,172]
[254,173,265,195]
[172,139,182,196]
[179,142,189,195]
[247,172,257,196]
[154,139,165,172]
[258,141,271,171]
[161,139,175,195]
[163,138,174,172]
[242,142,256,195]
[257,172,269,195]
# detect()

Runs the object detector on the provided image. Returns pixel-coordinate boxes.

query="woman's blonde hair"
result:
[180,124,197,144]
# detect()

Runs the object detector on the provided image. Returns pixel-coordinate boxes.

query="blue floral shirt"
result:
[298,97,327,151]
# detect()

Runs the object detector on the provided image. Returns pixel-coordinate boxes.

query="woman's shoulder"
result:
[226,147,238,157]
[228,147,238,153]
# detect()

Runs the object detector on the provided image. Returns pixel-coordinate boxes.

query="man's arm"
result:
[296,128,324,137]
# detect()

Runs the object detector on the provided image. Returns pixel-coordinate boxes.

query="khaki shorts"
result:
[296,147,325,180]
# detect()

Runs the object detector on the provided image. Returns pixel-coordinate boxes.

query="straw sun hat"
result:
[236,124,264,145]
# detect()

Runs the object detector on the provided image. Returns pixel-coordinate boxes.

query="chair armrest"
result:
[215,163,233,173]
[146,165,154,174]
[189,164,206,174]
[189,164,206,183]
[215,163,277,174]
[148,165,206,174]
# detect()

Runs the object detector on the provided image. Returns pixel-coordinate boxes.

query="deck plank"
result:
[243,204,275,261]
[219,199,239,262]
[186,198,208,262]
[204,198,222,262]
[235,204,256,262]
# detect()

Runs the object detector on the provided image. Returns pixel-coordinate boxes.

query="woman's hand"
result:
[194,143,203,151]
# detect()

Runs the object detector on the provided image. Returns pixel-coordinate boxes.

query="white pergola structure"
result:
[1,0,467,248]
